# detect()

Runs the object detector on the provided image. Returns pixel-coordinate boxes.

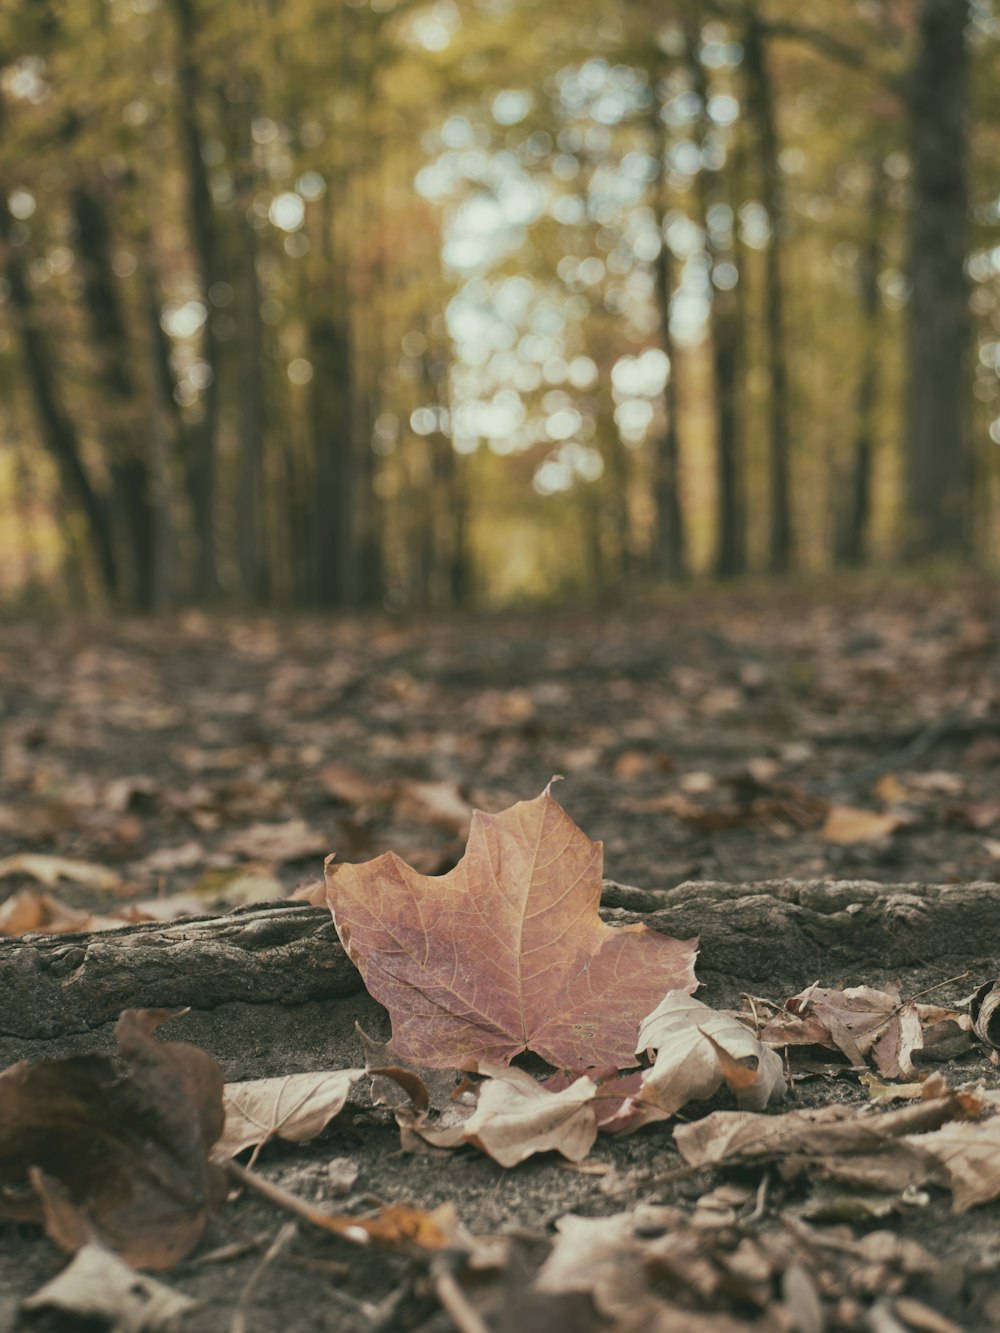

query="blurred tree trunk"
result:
[309,311,355,607]
[225,92,268,605]
[836,159,885,568]
[744,15,793,574]
[168,0,221,598]
[904,0,972,559]
[1,199,119,599]
[648,97,686,580]
[73,182,156,610]
[686,21,746,579]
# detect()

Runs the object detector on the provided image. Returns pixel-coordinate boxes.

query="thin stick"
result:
[228,1220,297,1333]
[432,1262,491,1333]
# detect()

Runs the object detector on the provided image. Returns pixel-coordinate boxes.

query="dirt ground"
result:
[2,572,1000,1331]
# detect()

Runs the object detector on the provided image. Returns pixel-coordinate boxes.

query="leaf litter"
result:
[1,585,1000,1328]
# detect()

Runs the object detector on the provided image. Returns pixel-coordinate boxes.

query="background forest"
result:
[0,0,996,611]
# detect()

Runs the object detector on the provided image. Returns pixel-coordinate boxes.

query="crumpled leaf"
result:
[21,1244,197,1332]
[604,992,785,1133]
[971,979,1000,1049]
[0,1009,226,1269]
[907,1116,1000,1212]
[217,1069,364,1160]
[764,982,923,1078]
[0,853,122,891]
[325,785,698,1070]
[674,1091,972,1169]
[534,1204,774,1331]
[457,1064,599,1166]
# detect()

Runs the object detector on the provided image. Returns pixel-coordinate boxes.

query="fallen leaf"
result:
[396,778,474,833]
[325,785,698,1069]
[217,1069,364,1160]
[971,980,1000,1048]
[821,805,903,844]
[909,1115,1000,1211]
[769,983,923,1078]
[223,819,327,863]
[190,865,285,906]
[319,762,390,807]
[458,1064,599,1166]
[0,1009,226,1268]
[0,853,122,891]
[604,992,785,1132]
[22,1244,196,1331]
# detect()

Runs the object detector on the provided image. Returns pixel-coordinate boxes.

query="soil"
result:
[1,572,999,1331]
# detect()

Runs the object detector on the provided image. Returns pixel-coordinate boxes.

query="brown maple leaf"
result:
[325,785,698,1070]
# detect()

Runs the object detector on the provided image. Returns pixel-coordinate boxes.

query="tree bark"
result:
[1,200,119,599]
[744,15,793,574]
[73,182,157,611]
[168,0,222,599]
[837,159,885,568]
[903,0,972,559]
[649,101,687,580]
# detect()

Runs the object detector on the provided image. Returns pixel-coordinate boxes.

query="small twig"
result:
[431,1257,491,1333]
[907,972,971,1004]
[228,1220,297,1333]
[744,1170,770,1224]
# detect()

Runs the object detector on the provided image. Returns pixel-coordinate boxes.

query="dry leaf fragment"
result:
[0,853,122,891]
[217,1070,364,1160]
[326,786,698,1070]
[459,1064,599,1166]
[22,1244,197,1332]
[0,1009,226,1268]
[223,819,327,863]
[903,1116,1000,1212]
[604,992,785,1133]
[821,805,904,844]
[674,1092,970,1171]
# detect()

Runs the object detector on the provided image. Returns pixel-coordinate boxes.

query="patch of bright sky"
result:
[412,43,757,486]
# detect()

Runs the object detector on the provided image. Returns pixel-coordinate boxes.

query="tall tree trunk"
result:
[1,201,119,598]
[648,99,686,580]
[168,0,221,598]
[836,158,885,567]
[744,15,793,574]
[73,182,157,610]
[685,21,746,578]
[903,0,971,559]
[226,93,267,605]
[309,313,355,607]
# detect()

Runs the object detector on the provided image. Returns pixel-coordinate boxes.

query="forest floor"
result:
[2,571,1000,1331]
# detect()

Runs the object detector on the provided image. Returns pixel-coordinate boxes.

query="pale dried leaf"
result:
[223,819,327,863]
[459,1064,598,1166]
[22,1245,196,1332]
[607,992,785,1132]
[0,853,121,891]
[821,805,903,844]
[217,1070,363,1159]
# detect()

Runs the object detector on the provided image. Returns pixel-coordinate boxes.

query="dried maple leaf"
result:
[325,785,698,1069]
[602,992,785,1133]
[0,1009,226,1269]
[217,1070,364,1160]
